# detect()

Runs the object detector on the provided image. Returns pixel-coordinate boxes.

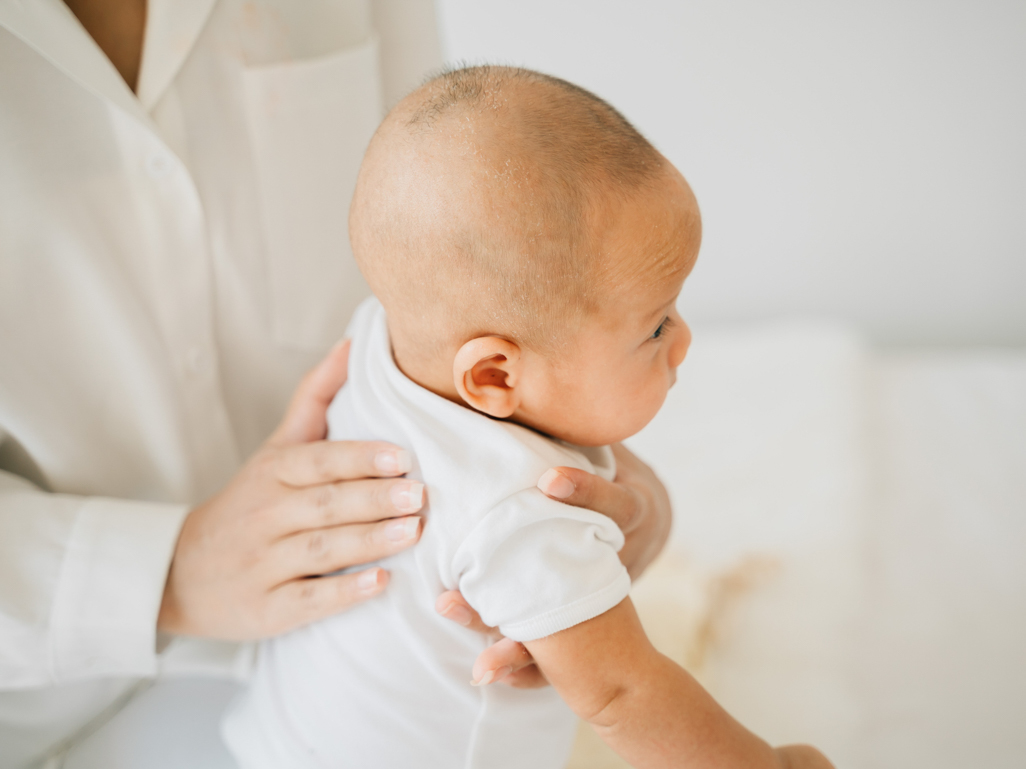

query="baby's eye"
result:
[651,317,672,339]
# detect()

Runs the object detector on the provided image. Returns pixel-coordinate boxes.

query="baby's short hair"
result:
[406,66,662,190]
[350,65,666,360]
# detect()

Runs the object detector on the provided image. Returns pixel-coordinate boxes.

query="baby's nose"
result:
[669,328,691,369]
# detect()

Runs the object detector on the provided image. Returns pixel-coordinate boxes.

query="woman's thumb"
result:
[267,339,350,447]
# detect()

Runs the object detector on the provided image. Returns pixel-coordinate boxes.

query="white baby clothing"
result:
[223,297,631,769]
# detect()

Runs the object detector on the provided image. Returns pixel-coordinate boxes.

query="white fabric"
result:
[0,0,441,765]
[223,298,630,769]
[61,679,240,769]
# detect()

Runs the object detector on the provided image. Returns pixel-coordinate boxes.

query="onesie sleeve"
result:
[451,488,631,642]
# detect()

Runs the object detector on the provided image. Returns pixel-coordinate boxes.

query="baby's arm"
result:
[525,598,834,769]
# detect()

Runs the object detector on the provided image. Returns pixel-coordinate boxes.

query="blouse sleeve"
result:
[0,469,188,688]
[451,488,631,643]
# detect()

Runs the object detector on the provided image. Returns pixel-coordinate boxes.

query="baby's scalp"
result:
[349,66,694,373]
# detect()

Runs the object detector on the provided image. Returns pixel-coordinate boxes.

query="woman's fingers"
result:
[265,567,390,636]
[537,463,644,533]
[435,592,549,689]
[470,637,542,687]
[537,443,672,580]
[268,339,351,447]
[435,590,495,635]
[159,340,428,640]
[436,445,673,693]
[274,477,424,535]
[269,516,423,582]
[275,440,413,487]
[496,665,549,689]
[607,443,672,579]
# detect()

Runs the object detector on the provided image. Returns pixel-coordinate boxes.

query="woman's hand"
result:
[437,444,672,687]
[538,443,673,580]
[158,341,424,640]
[435,591,549,688]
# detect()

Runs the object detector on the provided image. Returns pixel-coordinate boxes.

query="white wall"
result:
[435,0,1026,346]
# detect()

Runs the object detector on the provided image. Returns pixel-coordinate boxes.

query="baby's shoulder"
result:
[493,422,616,484]
[414,421,613,539]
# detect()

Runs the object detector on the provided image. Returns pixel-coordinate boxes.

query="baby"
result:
[223,66,831,769]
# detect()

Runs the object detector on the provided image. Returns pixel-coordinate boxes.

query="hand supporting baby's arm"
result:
[440,442,673,689]
[524,599,834,769]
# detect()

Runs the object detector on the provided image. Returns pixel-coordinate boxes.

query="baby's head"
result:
[350,66,701,446]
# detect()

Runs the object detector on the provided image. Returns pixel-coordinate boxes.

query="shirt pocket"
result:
[241,39,381,351]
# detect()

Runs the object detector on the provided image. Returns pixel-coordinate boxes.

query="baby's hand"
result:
[435,591,547,688]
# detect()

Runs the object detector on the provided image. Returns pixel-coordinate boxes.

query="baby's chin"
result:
[507,387,670,447]
[513,414,655,449]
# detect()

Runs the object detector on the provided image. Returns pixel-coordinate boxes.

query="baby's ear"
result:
[453,337,522,418]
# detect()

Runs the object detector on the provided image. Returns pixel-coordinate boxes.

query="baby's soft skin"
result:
[530,599,832,769]
[352,66,834,769]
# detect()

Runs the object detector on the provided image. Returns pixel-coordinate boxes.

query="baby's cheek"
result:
[618,370,666,432]
[642,365,673,415]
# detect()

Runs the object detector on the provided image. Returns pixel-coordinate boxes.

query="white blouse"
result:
[0,0,440,761]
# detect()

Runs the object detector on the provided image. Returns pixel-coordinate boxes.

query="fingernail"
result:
[471,666,512,687]
[491,666,514,684]
[471,669,495,687]
[440,602,473,627]
[537,469,575,499]
[385,515,421,542]
[357,568,381,590]
[390,481,424,513]
[375,449,412,474]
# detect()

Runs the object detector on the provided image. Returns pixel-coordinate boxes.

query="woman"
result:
[0,1,672,764]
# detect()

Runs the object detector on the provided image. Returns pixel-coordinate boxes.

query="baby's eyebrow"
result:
[643,308,666,326]
[642,297,675,326]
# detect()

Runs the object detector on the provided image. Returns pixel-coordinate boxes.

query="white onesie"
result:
[223,298,631,769]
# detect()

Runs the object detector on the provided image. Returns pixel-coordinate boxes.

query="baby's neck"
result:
[389,329,466,409]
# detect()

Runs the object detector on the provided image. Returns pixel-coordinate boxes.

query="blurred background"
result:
[429,2,1025,768]
[436,0,1026,347]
